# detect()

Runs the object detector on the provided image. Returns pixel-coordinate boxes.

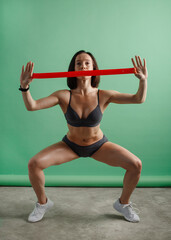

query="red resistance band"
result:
[32,68,136,79]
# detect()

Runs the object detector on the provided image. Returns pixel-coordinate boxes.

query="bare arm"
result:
[106,56,148,104]
[132,56,148,103]
[21,90,60,111]
[31,91,60,111]
[20,61,60,111]
[20,61,35,110]
[134,78,147,103]
[21,89,36,111]
[106,90,138,104]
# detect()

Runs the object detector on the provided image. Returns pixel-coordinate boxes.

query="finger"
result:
[135,56,141,67]
[138,56,143,67]
[28,61,32,72]
[28,62,30,72]
[131,58,136,68]
[143,58,146,68]
[25,62,29,72]
[22,65,24,74]
[30,62,34,75]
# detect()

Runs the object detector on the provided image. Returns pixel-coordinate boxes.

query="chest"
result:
[60,90,109,118]
[70,95,99,119]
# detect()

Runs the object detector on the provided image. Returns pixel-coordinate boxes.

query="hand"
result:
[131,56,148,81]
[20,61,34,88]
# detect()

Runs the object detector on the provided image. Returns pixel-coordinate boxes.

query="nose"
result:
[81,64,86,70]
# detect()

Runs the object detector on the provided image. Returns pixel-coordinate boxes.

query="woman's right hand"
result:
[20,61,34,88]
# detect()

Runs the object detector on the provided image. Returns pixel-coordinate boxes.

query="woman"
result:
[19,50,148,223]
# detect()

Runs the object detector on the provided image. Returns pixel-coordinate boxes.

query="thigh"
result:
[29,141,80,169]
[91,141,141,170]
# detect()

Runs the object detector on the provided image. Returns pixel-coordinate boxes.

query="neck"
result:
[76,78,94,95]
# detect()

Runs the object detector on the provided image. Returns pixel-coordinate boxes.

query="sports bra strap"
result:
[98,89,99,104]
[69,90,72,105]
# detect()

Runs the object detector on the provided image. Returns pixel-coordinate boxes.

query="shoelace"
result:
[32,203,44,216]
[122,202,140,215]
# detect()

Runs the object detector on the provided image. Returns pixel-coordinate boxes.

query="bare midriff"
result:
[66,124,104,146]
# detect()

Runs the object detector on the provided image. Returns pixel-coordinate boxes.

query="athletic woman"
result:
[19,50,148,223]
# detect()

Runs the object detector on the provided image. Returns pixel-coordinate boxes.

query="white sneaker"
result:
[113,198,140,223]
[28,198,54,223]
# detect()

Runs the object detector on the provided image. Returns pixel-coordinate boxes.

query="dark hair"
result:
[67,50,100,89]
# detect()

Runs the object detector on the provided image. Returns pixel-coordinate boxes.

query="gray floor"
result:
[0,187,171,240]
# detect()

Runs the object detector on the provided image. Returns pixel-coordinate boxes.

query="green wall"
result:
[1,0,171,186]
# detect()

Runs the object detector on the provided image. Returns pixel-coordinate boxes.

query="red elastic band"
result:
[32,68,136,79]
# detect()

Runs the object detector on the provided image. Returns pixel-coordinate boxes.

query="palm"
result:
[20,71,31,81]
[131,56,148,81]
[20,61,34,86]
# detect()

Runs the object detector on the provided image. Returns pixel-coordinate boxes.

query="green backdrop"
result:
[0,0,171,186]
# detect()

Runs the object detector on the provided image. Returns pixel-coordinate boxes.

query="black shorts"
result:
[62,134,108,157]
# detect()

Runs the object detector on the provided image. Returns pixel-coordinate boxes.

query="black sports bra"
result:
[64,89,103,127]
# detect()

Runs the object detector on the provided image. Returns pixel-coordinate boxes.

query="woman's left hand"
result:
[131,56,148,81]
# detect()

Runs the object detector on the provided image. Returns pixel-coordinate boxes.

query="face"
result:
[75,53,94,72]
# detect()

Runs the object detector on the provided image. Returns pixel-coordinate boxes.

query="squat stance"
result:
[19,50,148,223]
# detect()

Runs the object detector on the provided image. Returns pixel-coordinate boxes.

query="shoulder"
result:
[99,89,119,103]
[52,89,70,95]
[51,89,70,104]
[99,89,118,96]
[52,89,70,97]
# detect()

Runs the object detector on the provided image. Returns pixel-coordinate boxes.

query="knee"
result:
[129,158,142,173]
[133,159,142,173]
[28,158,42,171]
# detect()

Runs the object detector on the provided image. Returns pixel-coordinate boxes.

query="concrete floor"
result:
[0,187,171,240]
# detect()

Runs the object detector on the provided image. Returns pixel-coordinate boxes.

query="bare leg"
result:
[91,141,142,204]
[28,165,47,204]
[28,141,79,204]
[119,167,141,204]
